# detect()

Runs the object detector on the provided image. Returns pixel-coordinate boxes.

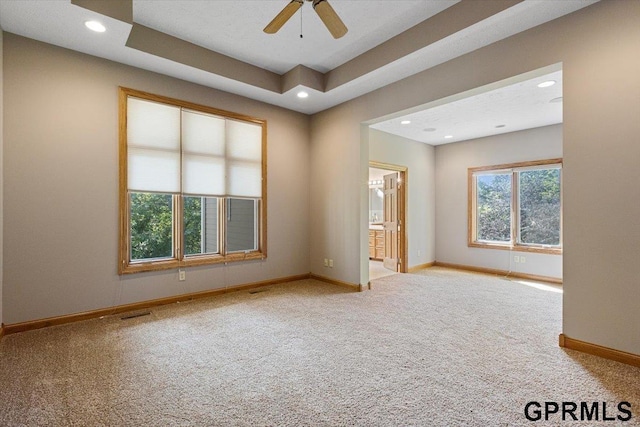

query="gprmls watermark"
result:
[524,401,632,422]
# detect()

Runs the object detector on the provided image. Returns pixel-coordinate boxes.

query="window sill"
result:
[119,251,266,274]
[468,242,562,255]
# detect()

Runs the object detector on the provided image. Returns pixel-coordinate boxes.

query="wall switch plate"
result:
[329,259,334,268]
[179,270,186,281]
[417,250,421,256]
[514,256,520,263]
[520,256,526,264]
[324,258,329,267]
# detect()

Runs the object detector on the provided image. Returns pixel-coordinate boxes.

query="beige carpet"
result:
[1,268,639,426]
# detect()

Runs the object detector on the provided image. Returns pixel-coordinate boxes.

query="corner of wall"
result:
[0,28,5,327]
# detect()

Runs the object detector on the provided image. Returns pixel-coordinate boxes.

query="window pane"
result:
[130,192,173,261]
[226,120,262,198]
[184,197,219,256]
[127,98,180,151]
[226,120,262,162]
[227,160,262,197]
[518,169,561,245]
[182,110,226,156]
[182,110,226,196]
[476,174,511,243]
[128,147,181,193]
[226,198,258,252]
[127,97,181,193]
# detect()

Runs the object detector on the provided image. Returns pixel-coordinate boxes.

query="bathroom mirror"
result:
[369,187,383,223]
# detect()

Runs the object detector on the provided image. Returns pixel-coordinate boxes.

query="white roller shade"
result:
[127,97,181,192]
[226,120,262,162]
[183,154,225,196]
[182,110,225,156]
[182,110,226,195]
[226,120,262,197]
[126,97,263,197]
[128,98,180,150]
[227,161,262,197]
[128,148,181,193]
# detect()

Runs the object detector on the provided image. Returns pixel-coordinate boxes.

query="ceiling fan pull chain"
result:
[300,5,303,38]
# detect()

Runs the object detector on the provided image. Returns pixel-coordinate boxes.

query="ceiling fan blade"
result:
[264,0,304,34]
[312,0,348,39]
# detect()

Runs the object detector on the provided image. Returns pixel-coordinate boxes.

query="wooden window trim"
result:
[118,87,267,274]
[467,158,562,255]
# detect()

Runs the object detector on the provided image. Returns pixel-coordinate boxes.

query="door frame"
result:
[369,161,408,273]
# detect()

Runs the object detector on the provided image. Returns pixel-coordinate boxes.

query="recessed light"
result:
[495,124,506,128]
[550,97,563,103]
[85,20,106,33]
[537,80,556,88]
[423,128,436,132]
[444,135,453,139]
[401,120,411,125]
[297,91,309,99]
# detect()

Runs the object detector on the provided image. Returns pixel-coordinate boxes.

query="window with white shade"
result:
[119,88,266,274]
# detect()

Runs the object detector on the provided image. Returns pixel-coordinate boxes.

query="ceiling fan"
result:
[264,0,348,39]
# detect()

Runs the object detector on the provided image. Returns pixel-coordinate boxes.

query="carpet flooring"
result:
[1,267,639,426]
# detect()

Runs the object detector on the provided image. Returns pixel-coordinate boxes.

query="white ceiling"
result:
[371,69,563,145]
[133,0,457,75]
[0,1,594,143]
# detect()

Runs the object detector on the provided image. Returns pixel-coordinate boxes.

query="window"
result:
[468,159,561,254]
[119,88,266,274]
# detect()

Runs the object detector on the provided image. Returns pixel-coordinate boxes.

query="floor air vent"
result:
[120,311,151,320]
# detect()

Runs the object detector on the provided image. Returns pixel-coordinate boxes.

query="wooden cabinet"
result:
[369,230,376,258]
[369,229,385,260]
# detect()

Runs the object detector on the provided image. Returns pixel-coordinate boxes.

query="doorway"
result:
[368,161,407,280]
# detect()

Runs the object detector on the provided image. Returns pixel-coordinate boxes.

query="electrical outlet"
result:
[329,259,334,268]
[520,256,526,264]
[514,255,520,263]
[324,258,329,267]
[179,270,186,281]
[417,250,421,256]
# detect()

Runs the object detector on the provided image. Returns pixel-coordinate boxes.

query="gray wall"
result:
[369,129,435,270]
[309,1,640,355]
[3,34,311,324]
[0,28,4,326]
[435,125,563,279]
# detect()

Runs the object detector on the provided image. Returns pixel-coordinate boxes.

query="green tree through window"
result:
[519,169,561,245]
[183,196,202,255]
[130,193,173,260]
[477,174,511,242]
[469,159,562,253]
